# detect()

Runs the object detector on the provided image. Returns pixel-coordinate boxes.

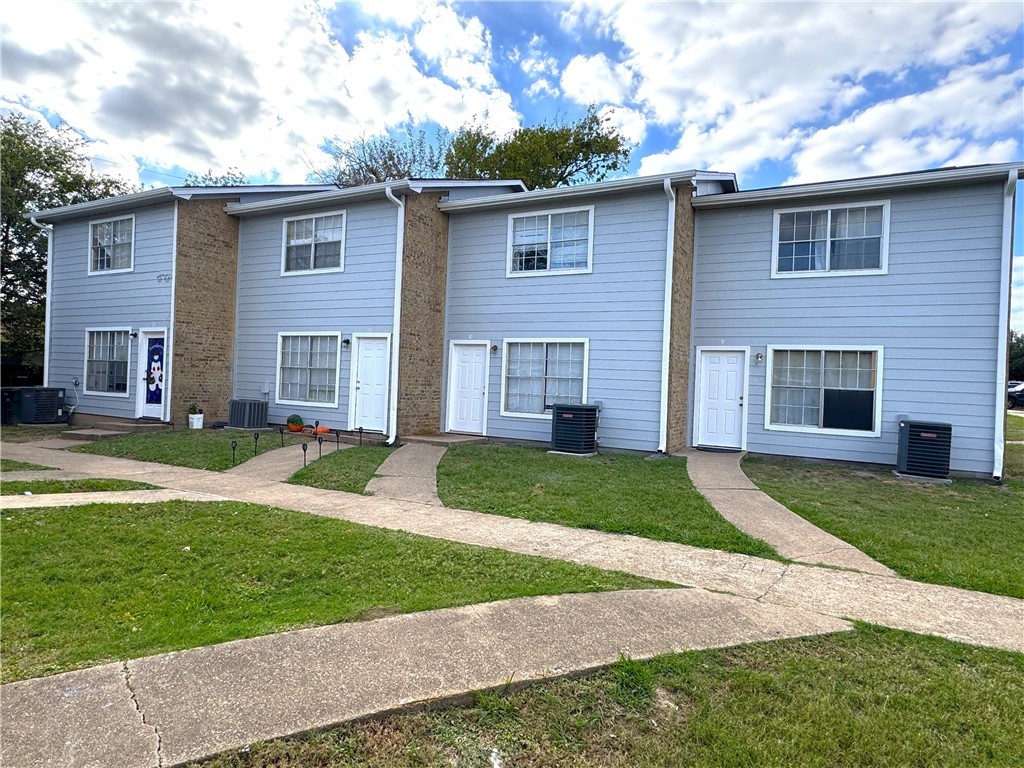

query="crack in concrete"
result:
[755,564,790,602]
[123,662,162,767]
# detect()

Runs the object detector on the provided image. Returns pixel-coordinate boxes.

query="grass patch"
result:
[71,428,310,471]
[0,459,55,472]
[196,625,1024,767]
[0,425,68,443]
[437,444,777,559]
[0,500,661,683]
[1007,414,1024,442]
[743,451,1024,598]
[288,446,395,494]
[1,478,158,495]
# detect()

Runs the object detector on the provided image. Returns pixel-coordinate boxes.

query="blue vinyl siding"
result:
[47,203,176,419]
[445,190,670,452]
[691,182,1005,474]
[232,199,398,429]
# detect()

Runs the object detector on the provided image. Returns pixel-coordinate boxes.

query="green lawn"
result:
[0,500,661,683]
[71,428,311,471]
[1,478,158,495]
[0,425,68,443]
[195,625,1024,768]
[437,444,778,559]
[1007,414,1024,442]
[288,446,395,494]
[0,459,55,472]
[743,444,1024,598]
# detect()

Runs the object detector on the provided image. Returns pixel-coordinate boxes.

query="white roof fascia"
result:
[28,185,336,222]
[225,181,417,217]
[438,172,707,213]
[224,178,530,218]
[692,163,1024,209]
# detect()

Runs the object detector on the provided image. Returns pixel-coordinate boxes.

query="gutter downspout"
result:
[30,217,54,387]
[993,169,1017,479]
[657,178,677,453]
[166,200,179,423]
[384,185,405,445]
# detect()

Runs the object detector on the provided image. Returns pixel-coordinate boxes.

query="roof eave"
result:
[692,163,1024,209]
[27,184,339,223]
[438,172,707,213]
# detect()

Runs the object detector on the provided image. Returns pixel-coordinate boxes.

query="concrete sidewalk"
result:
[366,442,446,504]
[1,590,851,768]
[682,449,897,576]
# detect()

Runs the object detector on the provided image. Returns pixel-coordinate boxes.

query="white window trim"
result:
[82,327,132,398]
[764,344,884,438]
[279,210,347,276]
[770,200,890,279]
[87,214,135,275]
[499,337,590,420]
[506,205,595,278]
[275,331,342,408]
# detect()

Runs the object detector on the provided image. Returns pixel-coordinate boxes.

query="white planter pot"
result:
[188,414,204,430]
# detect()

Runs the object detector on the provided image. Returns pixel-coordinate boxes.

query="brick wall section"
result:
[666,188,695,453]
[170,199,239,425]
[396,192,449,436]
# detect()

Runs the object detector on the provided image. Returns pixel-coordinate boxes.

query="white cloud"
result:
[412,4,496,89]
[599,105,646,145]
[0,0,518,183]
[569,2,1023,180]
[561,53,632,104]
[787,60,1023,183]
[524,78,558,99]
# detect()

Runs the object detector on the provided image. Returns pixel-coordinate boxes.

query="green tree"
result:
[313,106,633,190]
[446,106,633,189]
[1009,330,1024,381]
[183,167,249,186]
[316,127,447,187]
[1,113,132,364]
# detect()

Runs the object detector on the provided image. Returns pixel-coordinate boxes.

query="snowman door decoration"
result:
[146,340,164,405]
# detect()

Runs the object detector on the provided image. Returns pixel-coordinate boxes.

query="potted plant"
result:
[187,404,204,430]
[286,414,304,432]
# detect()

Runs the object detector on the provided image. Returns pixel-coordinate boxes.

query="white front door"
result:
[351,335,389,432]
[697,349,746,449]
[137,330,167,420]
[447,342,488,434]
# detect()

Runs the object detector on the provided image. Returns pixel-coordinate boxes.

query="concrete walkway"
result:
[1,590,850,768]
[683,449,897,576]
[224,438,349,481]
[366,442,446,505]
[2,438,1023,767]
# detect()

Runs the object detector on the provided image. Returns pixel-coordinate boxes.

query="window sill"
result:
[498,409,554,420]
[276,397,340,409]
[87,267,135,276]
[83,390,131,398]
[765,424,881,438]
[770,267,887,280]
[279,267,345,277]
[505,267,592,279]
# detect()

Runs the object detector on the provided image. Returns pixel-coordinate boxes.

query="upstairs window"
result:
[282,212,345,274]
[772,202,889,277]
[507,206,593,276]
[89,216,134,273]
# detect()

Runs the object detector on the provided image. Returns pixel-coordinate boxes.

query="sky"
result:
[2,0,1023,327]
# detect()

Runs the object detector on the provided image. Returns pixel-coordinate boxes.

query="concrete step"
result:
[93,420,172,434]
[62,428,130,441]
[402,433,487,447]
